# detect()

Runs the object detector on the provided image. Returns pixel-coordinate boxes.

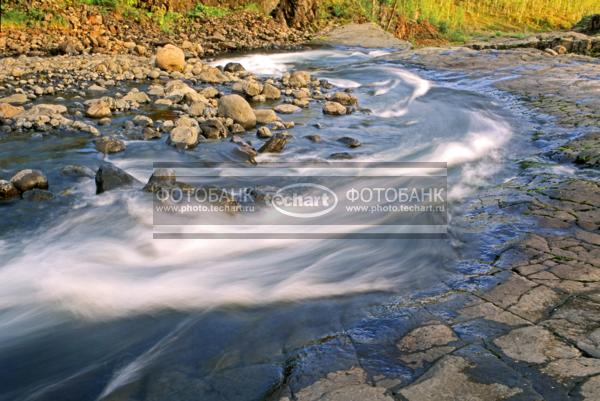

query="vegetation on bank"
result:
[1,0,599,43]
[319,0,600,43]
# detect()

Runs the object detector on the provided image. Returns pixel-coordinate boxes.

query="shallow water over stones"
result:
[0,48,553,400]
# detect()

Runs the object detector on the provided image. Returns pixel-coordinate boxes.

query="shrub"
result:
[187,3,229,18]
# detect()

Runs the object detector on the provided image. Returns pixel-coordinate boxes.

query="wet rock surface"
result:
[312,23,411,49]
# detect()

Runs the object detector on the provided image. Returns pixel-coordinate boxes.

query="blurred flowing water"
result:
[0,48,534,401]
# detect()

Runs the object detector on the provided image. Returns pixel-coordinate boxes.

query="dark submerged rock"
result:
[61,164,95,179]
[258,132,290,153]
[23,189,55,201]
[330,152,354,160]
[224,62,246,73]
[337,136,361,148]
[95,162,138,194]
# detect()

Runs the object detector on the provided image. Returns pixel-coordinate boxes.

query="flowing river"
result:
[0,48,537,400]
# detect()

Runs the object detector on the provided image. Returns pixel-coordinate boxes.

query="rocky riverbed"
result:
[1,23,599,401]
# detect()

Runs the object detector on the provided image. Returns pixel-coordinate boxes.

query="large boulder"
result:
[217,94,256,129]
[156,44,186,72]
[95,162,138,194]
[10,169,48,192]
[20,104,67,117]
[0,93,28,105]
[0,103,24,119]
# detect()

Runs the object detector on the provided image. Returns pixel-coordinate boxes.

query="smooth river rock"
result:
[217,94,256,129]
[156,44,186,72]
[10,169,48,192]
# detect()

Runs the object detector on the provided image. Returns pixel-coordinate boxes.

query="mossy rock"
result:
[573,15,600,35]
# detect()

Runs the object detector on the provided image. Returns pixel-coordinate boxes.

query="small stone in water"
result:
[61,164,95,179]
[337,136,361,148]
[23,189,54,201]
[224,62,245,73]
[95,136,126,154]
[274,104,301,114]
[330,152,353,160]
[10,169,48,192]
[259,132,290,153]
[0,180,20,201]
[143,127,161,140]
[323,101,347,116]
[257,126,273,138]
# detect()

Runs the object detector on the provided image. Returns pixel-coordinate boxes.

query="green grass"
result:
[0,6,58,28]
[77,0,117,8]
[145,7,183,32]
[188,3,229,18]
[242,3,262,14]
[1,9,30,27]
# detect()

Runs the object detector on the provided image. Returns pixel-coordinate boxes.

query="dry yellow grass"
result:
[384,0,600,31]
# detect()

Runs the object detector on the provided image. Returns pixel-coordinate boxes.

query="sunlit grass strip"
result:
[390,0,600,31]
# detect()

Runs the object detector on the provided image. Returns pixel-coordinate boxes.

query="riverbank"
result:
[0,2,312,58]
[1,20,600,401]
[2,0,599,58]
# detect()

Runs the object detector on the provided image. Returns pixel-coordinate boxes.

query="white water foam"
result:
[211,49,376,76]
[371,67,432,117]
[326,78,362,88]
[0,195,396,322]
